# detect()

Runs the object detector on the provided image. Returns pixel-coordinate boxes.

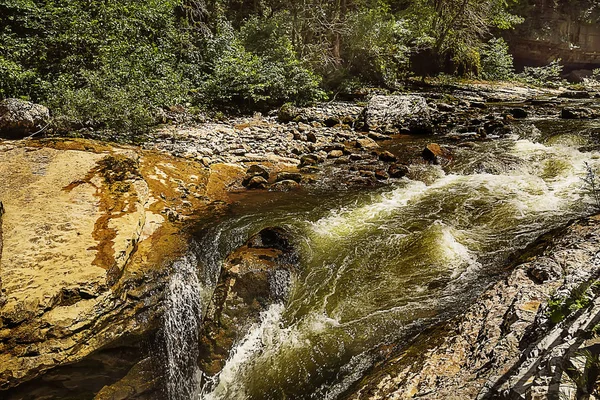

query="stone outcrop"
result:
[0,138,245,398]
[347,216,600,400]
[0,99,50,139]
[506,0,600,71]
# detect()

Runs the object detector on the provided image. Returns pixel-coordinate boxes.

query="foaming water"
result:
[195,133,600,399]
[163,252,203,400]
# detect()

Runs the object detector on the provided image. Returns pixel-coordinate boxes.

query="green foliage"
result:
[340,9,411,88]
[519,59,564,86]
[481,38,515,81]
[0,0,525,134]
[197,19,324,111]
[547,280,598,324]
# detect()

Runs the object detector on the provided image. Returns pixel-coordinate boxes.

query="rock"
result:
[388,164,409,178]
[374,169,389,180]
[368,132,392,141]
[528,257,563,282]
[355,138,380,150]
[510,108,529,119]
[437,103,455,112]
[306,131,318,143]
[328,150,344,159]
[566,69,593,83]
[559,90,591,99]
[246,164,269,180]
[276,172,302,183]
[0,99,50,139]
[365,95,433,134]
[561,107,595,119]
[422,143,444,163]
[470,101,487,109]
[378,151,397,162]
[245,176,268,189]
[300,154,320,167]
[324,117,340,127]
[271,180,300,192]
[198,227,299,376]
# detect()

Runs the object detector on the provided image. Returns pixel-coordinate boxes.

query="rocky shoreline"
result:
[1,81,600,399]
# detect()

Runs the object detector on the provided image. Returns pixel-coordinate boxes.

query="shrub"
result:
[519,59,564,86]
[196,19,324,111]
[480,38,515,81]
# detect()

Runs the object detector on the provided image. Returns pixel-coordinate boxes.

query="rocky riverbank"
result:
[1,81,600,399]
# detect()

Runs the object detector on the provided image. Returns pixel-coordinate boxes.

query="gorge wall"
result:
[507,0,600,71]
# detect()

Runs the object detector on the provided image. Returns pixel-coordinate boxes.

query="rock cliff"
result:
[507,0,600,71]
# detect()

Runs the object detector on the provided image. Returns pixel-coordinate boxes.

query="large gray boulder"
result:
[0,98,50,138]
[365,95,433,134]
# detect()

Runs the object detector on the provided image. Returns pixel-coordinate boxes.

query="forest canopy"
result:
[0,0,522,131]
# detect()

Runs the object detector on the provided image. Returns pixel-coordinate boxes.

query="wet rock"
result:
[245,176,268,189]
[0,99,50,139]
[388,164,409,178]
[365,95,432,134]
[561,107,595,119]
[276,172,302,183]
[270,180,300,192]
[510,108,529,119]
[378,151,397,162]
[198,227,299,376]
[375,169,389,180]
[422,143,444,164]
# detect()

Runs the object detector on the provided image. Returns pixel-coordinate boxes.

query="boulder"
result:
[510,108,529,119]
[365,95,432,134]
[246,164,269,180]
[388,164,409,178]
[355,137,380,150]
[271,179,300,191]
[378,151,397,162]
[422,143,444,164]
[276,172,302,183]
[198,227,299,376]
[561,107,595,119]
[558,90,591,99]
[0,98,50,139]
[245,176,268,189]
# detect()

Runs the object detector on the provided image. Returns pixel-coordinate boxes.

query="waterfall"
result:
[162,251,203,400]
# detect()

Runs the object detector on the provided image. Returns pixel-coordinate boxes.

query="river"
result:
[163,117,600,399]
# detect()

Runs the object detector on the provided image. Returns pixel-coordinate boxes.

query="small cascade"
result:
[162,252,203,400]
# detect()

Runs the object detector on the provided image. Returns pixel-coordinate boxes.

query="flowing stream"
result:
[165,120,600,399]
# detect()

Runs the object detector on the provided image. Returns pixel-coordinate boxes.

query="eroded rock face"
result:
[198,227,299,376]
[365,95,432,134]
[507,0,600,71]
[0,99,50,139]
[0,138,243,398]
